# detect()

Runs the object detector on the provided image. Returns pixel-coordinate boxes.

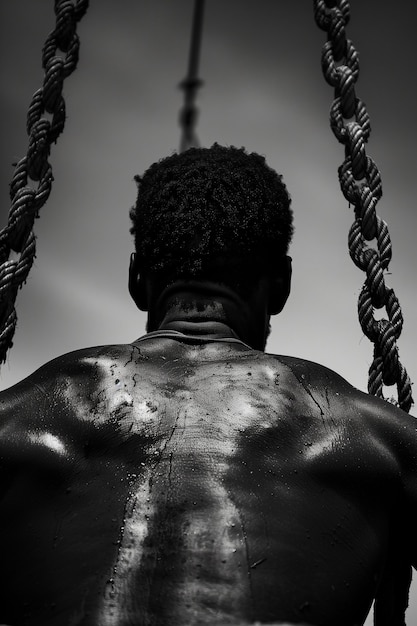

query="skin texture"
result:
[0,271,416,626]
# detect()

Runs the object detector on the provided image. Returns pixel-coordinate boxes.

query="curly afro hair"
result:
[130,144,293,285]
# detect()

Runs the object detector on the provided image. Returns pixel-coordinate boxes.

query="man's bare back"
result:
[1,145,416,625]
[1,335,415,626]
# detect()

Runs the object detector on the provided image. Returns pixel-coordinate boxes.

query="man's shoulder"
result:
[0,343,142,422]
[5,342,143,385]
[267,354,417,489]
[266,353,356,394]
[38,342,144,377]
[0,343,147,465]
[267,352,416,430]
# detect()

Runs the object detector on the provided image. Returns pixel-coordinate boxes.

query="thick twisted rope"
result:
[0,0,89,364]
[313,0,413,412]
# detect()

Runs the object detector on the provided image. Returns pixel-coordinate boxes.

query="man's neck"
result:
[158,313,241,341]
[146,281,270,351]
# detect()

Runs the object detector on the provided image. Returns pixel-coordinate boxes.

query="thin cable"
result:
[178,0,205,152]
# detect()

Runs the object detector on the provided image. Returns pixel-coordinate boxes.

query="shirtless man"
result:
[0,145,415,626]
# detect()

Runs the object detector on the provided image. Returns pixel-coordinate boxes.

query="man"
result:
[0,144,415,626]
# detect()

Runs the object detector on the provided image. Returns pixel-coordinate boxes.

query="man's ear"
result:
[128,252,148,311]
[268,255,292,315]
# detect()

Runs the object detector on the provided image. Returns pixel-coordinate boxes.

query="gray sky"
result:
[1,2,416,622]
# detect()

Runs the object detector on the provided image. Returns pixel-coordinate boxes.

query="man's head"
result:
[129,144,293,326]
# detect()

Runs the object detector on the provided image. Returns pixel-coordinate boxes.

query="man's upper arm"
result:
[375,399,417,569]
[402,421,417,569]
[0,377,44,471]
[0,355,74,477]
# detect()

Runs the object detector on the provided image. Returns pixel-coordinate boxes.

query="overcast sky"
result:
[1,2,416,622]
